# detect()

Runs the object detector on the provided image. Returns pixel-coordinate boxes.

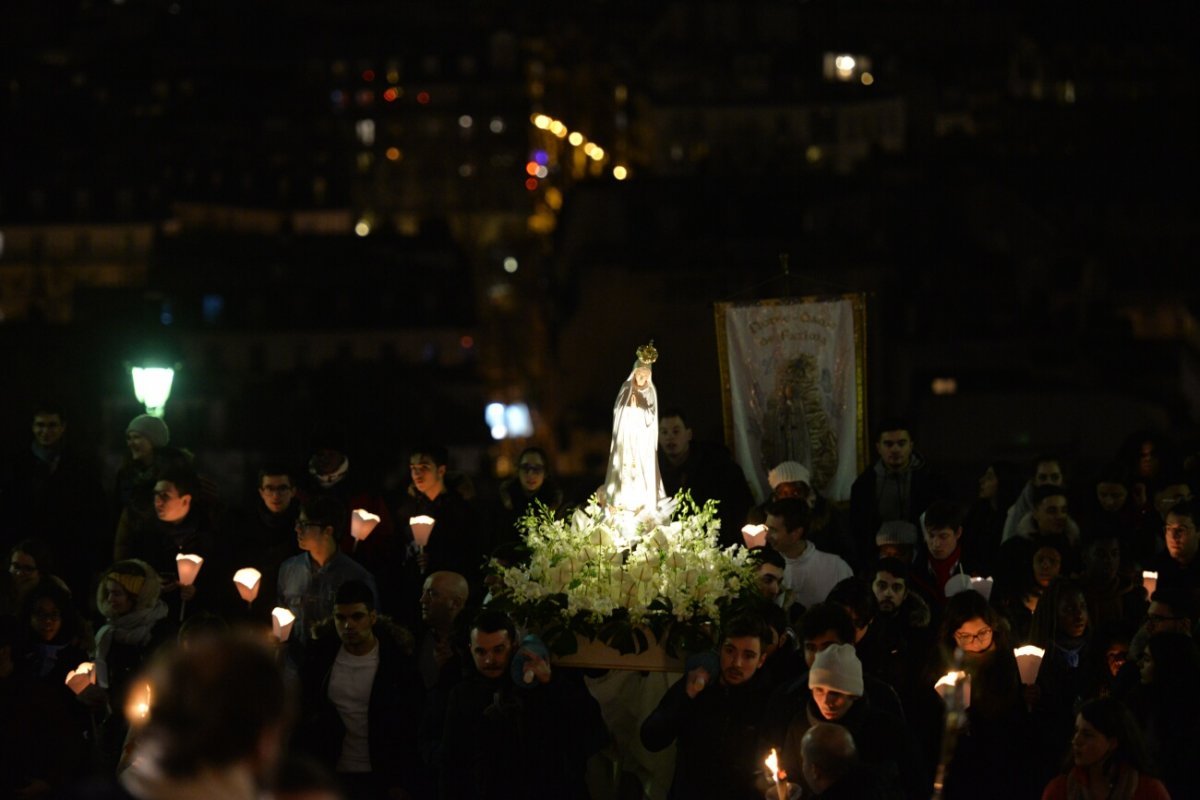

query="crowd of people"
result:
[0,402,1198,800]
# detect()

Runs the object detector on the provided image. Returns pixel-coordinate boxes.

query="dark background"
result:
[2,1,1197,503]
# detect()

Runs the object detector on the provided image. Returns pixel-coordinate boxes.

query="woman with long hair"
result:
[1042,696,1168,800]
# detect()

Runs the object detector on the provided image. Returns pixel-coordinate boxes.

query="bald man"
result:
[800,722,882,799]
[418,571,469,690]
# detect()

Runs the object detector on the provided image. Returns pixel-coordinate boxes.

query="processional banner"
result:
[715,294,868,503]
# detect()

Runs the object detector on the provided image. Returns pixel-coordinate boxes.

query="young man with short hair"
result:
[438,609,604,800]
[278,495,378,657]
[849,418,945,566]
[642,615,776,800]
[296,579,422,800]
[1147,500,1200,593]
[764,498,852,612]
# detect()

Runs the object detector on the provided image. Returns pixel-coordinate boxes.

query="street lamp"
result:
[131,366,175,418]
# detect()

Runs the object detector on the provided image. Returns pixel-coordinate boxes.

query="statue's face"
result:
[633,367,651,387]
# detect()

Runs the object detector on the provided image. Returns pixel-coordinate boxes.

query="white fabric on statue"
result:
[584,669,680,800]
[604,364,665,515]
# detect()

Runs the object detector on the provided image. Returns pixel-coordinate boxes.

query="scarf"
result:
[95,601,169,689]
[29,640,70,678]
[1063,763,1139,800]
[31,441,62,471]
[929,546,963,593]
[1055,635,1087,669]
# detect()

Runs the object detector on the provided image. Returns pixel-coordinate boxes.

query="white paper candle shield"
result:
[1014,645,1046,685]
[233,568,262,602]
[741,524,768,549]
[409,516,436,548]
[351,509,382,542]
[65,662,96,695]
[272,607,296,642]
[1142,570,1158,597]
[175,554,204,586]
[970,576,994,601]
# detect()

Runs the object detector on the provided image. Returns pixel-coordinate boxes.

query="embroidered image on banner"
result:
[716,295,867,503]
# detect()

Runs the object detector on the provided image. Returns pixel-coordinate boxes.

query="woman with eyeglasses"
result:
[932,589,1041,799]
[491,447,563,549]
[1042,696,1168,800]
[18,581,91,686]
[7,538,59,606]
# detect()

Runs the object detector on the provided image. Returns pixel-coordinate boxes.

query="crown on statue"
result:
[636,341,658,365]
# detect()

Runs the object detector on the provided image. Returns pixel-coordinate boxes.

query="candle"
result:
[409,515,436,548]
[741,524,768,549]
[1014,645,1046,685]
[1142,570,1158,598]
[935,670,971,708]
[175,553,204,586]
[970,576,994,601]
[764,748,787,800]
[176,553,204,620]
[350,509,382,542]
[233,568,262,603]
[65,662,96,695]
[125,680,153,725]
[271,607,296,642]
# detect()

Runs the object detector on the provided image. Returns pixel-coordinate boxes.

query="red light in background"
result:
[383,88,398,102]
[525,161,539,176]
[460,336,475,349]
[416,91,430,104]
[525,177,538,191]
[362,69,375,82]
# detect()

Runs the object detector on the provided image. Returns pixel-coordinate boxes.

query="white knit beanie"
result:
[808,643,864,696]
[768,461,811,490]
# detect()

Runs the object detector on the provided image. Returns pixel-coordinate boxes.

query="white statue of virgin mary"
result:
[603,342,665,515]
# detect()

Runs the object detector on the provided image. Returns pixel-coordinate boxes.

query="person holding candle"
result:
[121,465,227,622]
[278,495,378,663]
[933,589,1041,799]
[1046,697,1171,800]
[641,614,776,800]
[772,643,918,799]
[228,463,304,623]
[90,559,174,771]
[1145,500,1199,594]
[0,613,89,797]
[396,443,482,614]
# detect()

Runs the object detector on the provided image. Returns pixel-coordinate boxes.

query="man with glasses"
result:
[229,463,302,622]
[279,495,378,662]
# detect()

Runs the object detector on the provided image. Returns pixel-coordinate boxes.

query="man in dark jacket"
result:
[641,615,775,800]
[437,610,604,800]
[849,418,945,569]
[658,408,754,548]
[296,579,422,800]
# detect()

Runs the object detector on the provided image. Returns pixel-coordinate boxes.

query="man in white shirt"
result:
[765,498,853,612]
[296,579,421,800]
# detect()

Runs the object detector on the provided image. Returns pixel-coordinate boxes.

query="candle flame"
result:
[1014,645,1046,659]
[1142,570,1158,579]
[765,748,780,777]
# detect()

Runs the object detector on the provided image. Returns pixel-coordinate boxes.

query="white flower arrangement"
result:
[489,491,759,656]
